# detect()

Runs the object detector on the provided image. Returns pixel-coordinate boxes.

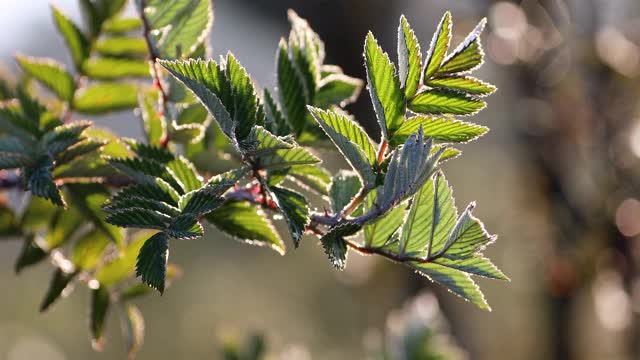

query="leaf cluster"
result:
[0,3,508,357]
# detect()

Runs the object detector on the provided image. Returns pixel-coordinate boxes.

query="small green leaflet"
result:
[143,0,213,59]
[320,222,360,270]
[51,5,90,68]
[90,286,110,348]
[135,232,169,293]
[82,58,150,80]
[206,201,285,255]
[40,268,78,312]
[408,89,485,116]
[364,189,405,248]
[277,39,308,136]
[16,55,75,102]
[390,116,488,146]
[308,107,376,188]
[121,304,145,360]
[436,18,487,76]
[269,186,309,247]
[95,37,147,58]
[314,74,363,108]
[412,262,490,311]
[103,17,142,34]
[399,172,457,257]
[377,127,444,209]
[329,170,362,213]
[426,76,496,96]
[423,12,452,81]
[364,32,405,138]
[397,16,422,99]
[74,82,139,114]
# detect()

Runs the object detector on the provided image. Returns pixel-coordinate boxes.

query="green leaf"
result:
[0,104,39,141]
[432,256,508,281]
[377,127,444,209]
[125,140,174,163]
[206,201,285,255]
[159,59,236,144]
[287,164,331,196]
[120,264,180,299]
[20,196,57,231]
[70,229,110,270]
[308,107,376,187]
[167,156,203,192]
[364,32,405,138]
[256,145,320,170]
[66,184,125,245]
[108,156,168,184]
[246,126,293,156]
[364,190,406,247]
[399,172,456,257]
[262,89,290,137]
[226,53,258,141]
[436,19,486,76]
[26,158,65,207]
[397,16,422,99]
[320,222,361,270]
[0,136,33,169]
[167,215,204,239]
[82,58,150,79]
[277,39,308,135]
[390,116,488,146]
[434,203,496,260]
[179,177,234,215]
[138,89,166,145]
[41,121,91,155]
[110,180,180,209]
[79,0,127,37]
[400,172,507,288]
[426,76,496,96]
[121,304,145,360]
[90,286,110,346]
[55,139,106,165]
[135,232,169,293]
[40,269,77,312]
[170,121,205,144]
[74,82,139,114]
[105,194,180,218]
[423,12,452,81]
[408,90,485,116]
[51,6,90,68]
[329,170,361,213]
[105,207,170,230]
[287,10,321,102]
[314,74,363,108]
[45,207,84,249]
[95,37,147,58]
[411,262,490,310]
[144,0,213,59]
[14,235,47,273]
[269,186,309,246]
[16,55,75,102]
[103,17,142,34]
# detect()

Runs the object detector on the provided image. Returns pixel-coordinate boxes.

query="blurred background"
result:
[1,0,640,359]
